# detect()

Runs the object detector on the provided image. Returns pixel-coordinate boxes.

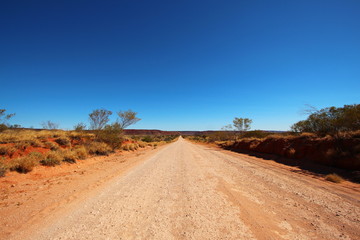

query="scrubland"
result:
[0,129,178,177]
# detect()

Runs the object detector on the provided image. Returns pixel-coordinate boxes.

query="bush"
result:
[142,136,154,142]
[44,141,59,151]
[62,150,77,163]
[0,161,8,177]
[10,154,40,173]
[73,146,88,160]
[325,173,344,183]
[291,104,360,136]
[41,151,62,166]
[55,137,71,147]
[96,123,123,150]
[28,139,44,147]
[86,142,112,155]
[138,142,146,148]
[0,145,17,156]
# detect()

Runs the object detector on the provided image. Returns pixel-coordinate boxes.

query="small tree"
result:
[74,122,87,131]
[117,110,141,129]
[89,109,112,130]
[0,109,15,131]
[41,120,59,130]
[233,117,252,132]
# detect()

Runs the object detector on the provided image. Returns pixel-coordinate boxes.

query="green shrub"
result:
[291,104,360,136]
[96,123,123,150]
[142,136,154,142]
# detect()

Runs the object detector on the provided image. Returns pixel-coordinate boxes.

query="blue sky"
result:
[1,0,359,131]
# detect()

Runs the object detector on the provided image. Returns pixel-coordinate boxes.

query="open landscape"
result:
[2,1,360,239]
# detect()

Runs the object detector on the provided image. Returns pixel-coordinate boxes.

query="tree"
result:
[291,104,360,136]
[117,110,141,129]
[233,117,252,132]
[0,109,15,131]
[89,109,112,130]
[74,122,87,131]
[41,121,59,130]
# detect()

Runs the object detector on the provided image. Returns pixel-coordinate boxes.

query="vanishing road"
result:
[11,137,360,239]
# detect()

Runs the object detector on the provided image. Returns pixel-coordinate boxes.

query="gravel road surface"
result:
[10,137,360,240]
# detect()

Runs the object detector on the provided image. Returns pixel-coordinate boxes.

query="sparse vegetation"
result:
[41,120,59,130]
[0,108,15,132]
[325,173,344,183]
[10,154,40,173]
[41,151,62,166]
[86,142,112,155]
[0,161,8,177]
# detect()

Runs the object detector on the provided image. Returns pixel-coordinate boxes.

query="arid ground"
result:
[1,137,360,239]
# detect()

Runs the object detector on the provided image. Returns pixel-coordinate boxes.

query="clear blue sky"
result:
[1,0,359,131]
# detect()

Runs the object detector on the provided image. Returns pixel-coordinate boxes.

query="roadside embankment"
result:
[219,134,360,172]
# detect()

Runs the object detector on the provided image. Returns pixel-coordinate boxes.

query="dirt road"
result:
[7,137,360,239]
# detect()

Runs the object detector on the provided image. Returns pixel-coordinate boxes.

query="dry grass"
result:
[73,146,88,160]
[0,161,8,177]
[325,173,344,183]
[40,151,62,166]
[62,150,77,163]
[44,141,60,151]
[0,145,17,156]
[86,142,112,155]
[10,153,42,173]
[55,137,71,147]
[0,129,94,144]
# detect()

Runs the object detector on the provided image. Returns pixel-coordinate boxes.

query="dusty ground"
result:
[1,137,360,239]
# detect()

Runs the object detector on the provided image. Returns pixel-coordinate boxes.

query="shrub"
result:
[41,151,62,166]
[291,104,360,136]
[0,161,8,177]
[86,142,112,155]
[14,142,30,150]
[128,144,135,151]
[138,142,146,148]
[96,123,123,150]
[325,173,344,183]
[73,146,88,160]
[62,150,77,163]
[44,141,59,151]
[10,154,40,173]
[0,145,17,156]
[27,139,43,147]
[55,137,71,147]
[122,144,130,151]
[142,136,154,142]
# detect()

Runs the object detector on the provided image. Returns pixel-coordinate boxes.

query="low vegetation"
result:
[325,173,344,183]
